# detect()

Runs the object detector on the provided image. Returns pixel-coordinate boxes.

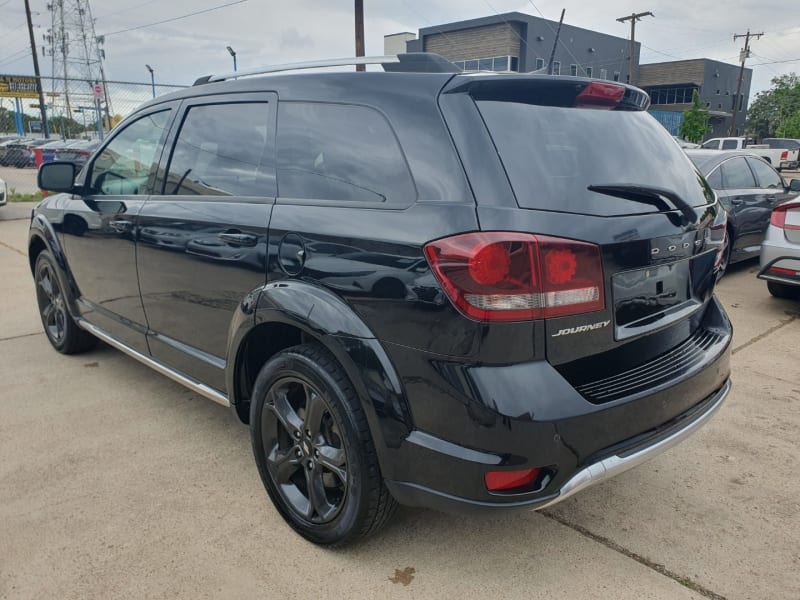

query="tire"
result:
[716,230,733,280]
[34,250,96,354]
[767,281,799,299]
[250,343,397,546]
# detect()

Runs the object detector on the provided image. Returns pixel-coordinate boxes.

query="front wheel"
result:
[250,343,397,545]
[34,250,96,354]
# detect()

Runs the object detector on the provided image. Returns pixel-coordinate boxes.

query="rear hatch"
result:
[440,75,727,401]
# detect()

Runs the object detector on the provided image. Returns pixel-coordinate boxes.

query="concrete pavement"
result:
[0,215,797,600]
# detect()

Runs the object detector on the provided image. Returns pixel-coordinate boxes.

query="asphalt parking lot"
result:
[1,204,798,600]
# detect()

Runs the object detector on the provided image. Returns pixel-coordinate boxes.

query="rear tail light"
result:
[768,266,798,277]
[709,207,728,270]
[771,202,800,230]
[485,468,541,492]
[781,150,789,160]
[575,82,626,109]
[424,232,604,322]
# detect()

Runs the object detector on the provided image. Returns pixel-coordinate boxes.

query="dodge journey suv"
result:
[31,53,732,545]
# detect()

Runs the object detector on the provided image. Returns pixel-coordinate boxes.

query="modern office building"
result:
[399,12,639,83]
[638,59,752,137]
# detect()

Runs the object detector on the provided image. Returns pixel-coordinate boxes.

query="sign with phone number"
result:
[0,75,40,99]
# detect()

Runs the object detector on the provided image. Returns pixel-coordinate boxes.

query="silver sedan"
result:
[758,198,800,298]
[0,176,7,207]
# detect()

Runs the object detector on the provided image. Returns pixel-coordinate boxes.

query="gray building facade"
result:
[406,12,639,83]
[638,60,752,138]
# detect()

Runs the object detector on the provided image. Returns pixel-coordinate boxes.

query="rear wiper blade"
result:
[587,184,698,224]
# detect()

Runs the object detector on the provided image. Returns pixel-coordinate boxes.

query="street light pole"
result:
[226,46,237,72]
[145,64,155,98]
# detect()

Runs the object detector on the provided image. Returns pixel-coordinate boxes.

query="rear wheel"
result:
[250,343,396,545]
[767,281,799,299]
[34,251,96,354]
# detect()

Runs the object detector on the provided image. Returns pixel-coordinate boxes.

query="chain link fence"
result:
[0,76,187,198]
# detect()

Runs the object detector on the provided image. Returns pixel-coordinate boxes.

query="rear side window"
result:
[720,158,756,189]
[164,102,273,197]
[276,102,415,205]
[747,157,783,189]
[701,140,719,149]
[476,101,712,216]
[705,168,722,189]
[721,139,738,150]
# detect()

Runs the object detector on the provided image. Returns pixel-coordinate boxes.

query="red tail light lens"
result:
[771,202,800,230]
[423,232,604,322]
[575,82,626,109]
[485,468,541,491]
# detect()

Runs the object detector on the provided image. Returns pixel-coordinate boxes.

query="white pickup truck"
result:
[700,137,800,171]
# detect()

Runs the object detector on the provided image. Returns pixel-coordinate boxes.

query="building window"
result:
[479,58,493,71]
[716,89,720,95]
[465,59,479,71]
[739,95,744,110]
[643,86,699,105]
[586,67,593,78]
[570,64,578,76]
[510,57,519,71]
[600,68,607,80]
[459,55,518,73]
[613,71,620,82]
[535,57,545,70]
[492,56,509,71]
[552,61,561,75]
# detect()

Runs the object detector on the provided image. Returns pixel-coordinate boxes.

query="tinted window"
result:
[720,158,756,189]
[705,167,722,189]
[90,110,170,195]
[721,139,738,150]
[747,157,783,189]
[277,102,415,205]
[477,102,712,216]
[701,140,719,149]
[164,103,273,197]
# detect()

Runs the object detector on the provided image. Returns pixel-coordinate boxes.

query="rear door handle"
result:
[217,231,258,247]
[730,198,744,206]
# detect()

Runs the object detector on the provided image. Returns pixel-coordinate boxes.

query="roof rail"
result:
[193,52,460,85]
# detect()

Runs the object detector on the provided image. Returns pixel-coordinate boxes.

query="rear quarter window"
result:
[276,102,416,206]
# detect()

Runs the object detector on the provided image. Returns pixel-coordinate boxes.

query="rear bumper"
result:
[758,231,800,286]
[386,379,730,513]
[381,296,732,513]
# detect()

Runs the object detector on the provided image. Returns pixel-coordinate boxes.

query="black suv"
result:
[31,53,732,546]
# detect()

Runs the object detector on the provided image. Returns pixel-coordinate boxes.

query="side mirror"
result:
[789,179,800,193]
[38,162,78,193]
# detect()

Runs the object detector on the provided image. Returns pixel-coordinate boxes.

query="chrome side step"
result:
[77,319,230,407]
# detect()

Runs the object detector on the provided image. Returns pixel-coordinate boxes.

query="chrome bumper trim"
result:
[535,379,731,511]
[78,319,230,407]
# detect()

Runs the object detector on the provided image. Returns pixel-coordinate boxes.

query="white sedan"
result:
[0,176,7,207]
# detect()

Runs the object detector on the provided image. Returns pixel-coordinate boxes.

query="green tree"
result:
[776,110,800,138]
[745,73,800,139]
[679,90,711,143]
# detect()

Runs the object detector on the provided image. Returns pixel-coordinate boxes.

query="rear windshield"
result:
[477,101,713,216]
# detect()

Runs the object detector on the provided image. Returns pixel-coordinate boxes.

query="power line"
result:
[102,0,249,37]
[95,0,163,21]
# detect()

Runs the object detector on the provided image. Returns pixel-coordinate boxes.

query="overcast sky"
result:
[1,0,798,100]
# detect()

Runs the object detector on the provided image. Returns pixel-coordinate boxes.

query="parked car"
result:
[31,53,732,546]
[0,175,6,207]
[700,137,799,170]
[4,138,49,168]
[54,139,99,167]
[685,149,800,274]
[758,198,800,299]
[0,137,24,165]
[39,139,82,164]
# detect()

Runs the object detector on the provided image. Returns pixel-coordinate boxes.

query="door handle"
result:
[767,196,778,202]
[217,231,258,247]
[109,219,133,233]
[730,198,744,206]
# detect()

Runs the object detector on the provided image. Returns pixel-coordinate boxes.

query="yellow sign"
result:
[0,75,40,99]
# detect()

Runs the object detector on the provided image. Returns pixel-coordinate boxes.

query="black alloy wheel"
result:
[36,260,68,346]
[250,344,397,545]
[262,376,348,524]
[34,251,96,354]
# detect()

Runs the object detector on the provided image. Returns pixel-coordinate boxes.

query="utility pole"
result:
[547,9,565,75]
[24,0,50,138]
[355,0,365,72]
[616,11,653,86]
[729,30,763,136]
